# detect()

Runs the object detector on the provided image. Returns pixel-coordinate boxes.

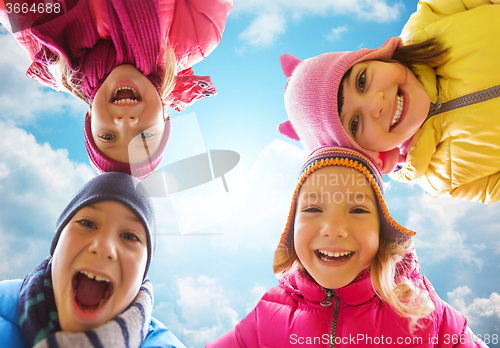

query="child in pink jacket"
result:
[206,147,486,347]
[0,0,232,179]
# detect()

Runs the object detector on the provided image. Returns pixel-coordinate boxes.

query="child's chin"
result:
[69,294,113,330]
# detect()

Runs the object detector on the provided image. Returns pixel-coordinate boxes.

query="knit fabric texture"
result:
[18,257,60,346]
[51,172,157,278]
[278,146,415,250]
[19,257,154,348]
[280,37,402,153]
[30,0,163,103]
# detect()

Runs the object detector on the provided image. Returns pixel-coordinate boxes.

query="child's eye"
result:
[121,232,140,242]
[77,219,97,229]
[138,132,152,139]
[357,70,366,92]
[351,207,369,214]
[303,206,322,213]
[350,116,359,136]
[99,134,116,141]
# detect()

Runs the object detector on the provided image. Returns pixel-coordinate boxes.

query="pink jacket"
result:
[0,0,232,110]
[207,255,485,348]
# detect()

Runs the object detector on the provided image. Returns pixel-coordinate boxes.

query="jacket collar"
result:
[280,253,419,307]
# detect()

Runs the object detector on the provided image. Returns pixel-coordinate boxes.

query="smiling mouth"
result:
[316,249,353,262]
[390,92,404,129]
[72,271,114,312]
[111,86,141,104]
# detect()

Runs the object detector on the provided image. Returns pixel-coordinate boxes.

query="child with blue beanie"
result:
[0,172,185,348]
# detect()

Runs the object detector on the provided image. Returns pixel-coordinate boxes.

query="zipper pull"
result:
[428,97,442,116]
[321,289,335,307]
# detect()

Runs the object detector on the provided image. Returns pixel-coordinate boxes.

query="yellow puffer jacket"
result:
[390,0,500,204]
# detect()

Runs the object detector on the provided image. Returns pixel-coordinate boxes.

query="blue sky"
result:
[1,0,500,347]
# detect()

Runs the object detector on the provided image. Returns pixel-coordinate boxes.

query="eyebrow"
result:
[97,141,117,150]
[126,213,142,224]
[84,203,142,222]
[85,204,102,211]
[347,191,377,205]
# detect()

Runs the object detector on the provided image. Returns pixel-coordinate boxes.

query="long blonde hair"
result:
[47,45,177,110]
[273,230,435,330]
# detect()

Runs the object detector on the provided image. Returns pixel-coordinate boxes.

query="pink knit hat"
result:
[84,113,170,180]
[279,37,403,174]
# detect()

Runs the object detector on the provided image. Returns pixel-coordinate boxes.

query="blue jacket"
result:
[0,280,185,348]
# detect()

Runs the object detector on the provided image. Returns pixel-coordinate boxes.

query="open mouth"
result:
[72,270,114,312]
[390,92,404,129]
[316,249,353,262]
[110,86,141,104]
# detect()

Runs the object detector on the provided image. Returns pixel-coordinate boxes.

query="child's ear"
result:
[280,54,302,78]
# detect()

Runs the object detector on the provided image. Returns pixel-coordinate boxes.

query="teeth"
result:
[318,250,352,258]
[391,93,404,127]
[80,270,110,283]
[112,86,140,104]
[113,98,139,104]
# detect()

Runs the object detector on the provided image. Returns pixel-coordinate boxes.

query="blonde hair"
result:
[273,228,435,331]
[47,45,177,115]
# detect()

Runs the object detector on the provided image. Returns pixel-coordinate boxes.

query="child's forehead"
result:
[78,200,141,221]
[300,166,373,191]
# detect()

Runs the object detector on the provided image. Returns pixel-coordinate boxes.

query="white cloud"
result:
[0,121,94,279]
[233,0,404,47]
[400,193,485,267]
[383,180,391,191]
[0,31,87,124]
[238,11,287,48]
[327,26,348,42]
[154,276,240,347]
[448,286,500,334]
[245,284,267,313]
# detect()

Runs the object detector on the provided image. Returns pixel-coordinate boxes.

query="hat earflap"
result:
[379,148,400,174]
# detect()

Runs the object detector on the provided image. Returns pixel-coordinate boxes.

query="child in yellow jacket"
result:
[279,0,500,204]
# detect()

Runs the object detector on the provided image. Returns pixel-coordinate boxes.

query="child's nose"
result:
[320,218,349,238]
[114,115,139,127]
[89,232,118,261]
[366,91,384,119]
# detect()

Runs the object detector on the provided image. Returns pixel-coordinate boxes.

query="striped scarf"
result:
[19,257,154,348]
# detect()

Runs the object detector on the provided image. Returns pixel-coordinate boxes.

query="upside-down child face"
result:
[294,166,380,289]
[91,64,165,164]
[339,60,430,152]
[51,200,148,332]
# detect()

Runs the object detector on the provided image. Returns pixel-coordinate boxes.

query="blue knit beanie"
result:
[51,172,157,278]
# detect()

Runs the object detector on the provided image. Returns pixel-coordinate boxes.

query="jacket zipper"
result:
[427,83,500,118]
[321,289,340,348]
